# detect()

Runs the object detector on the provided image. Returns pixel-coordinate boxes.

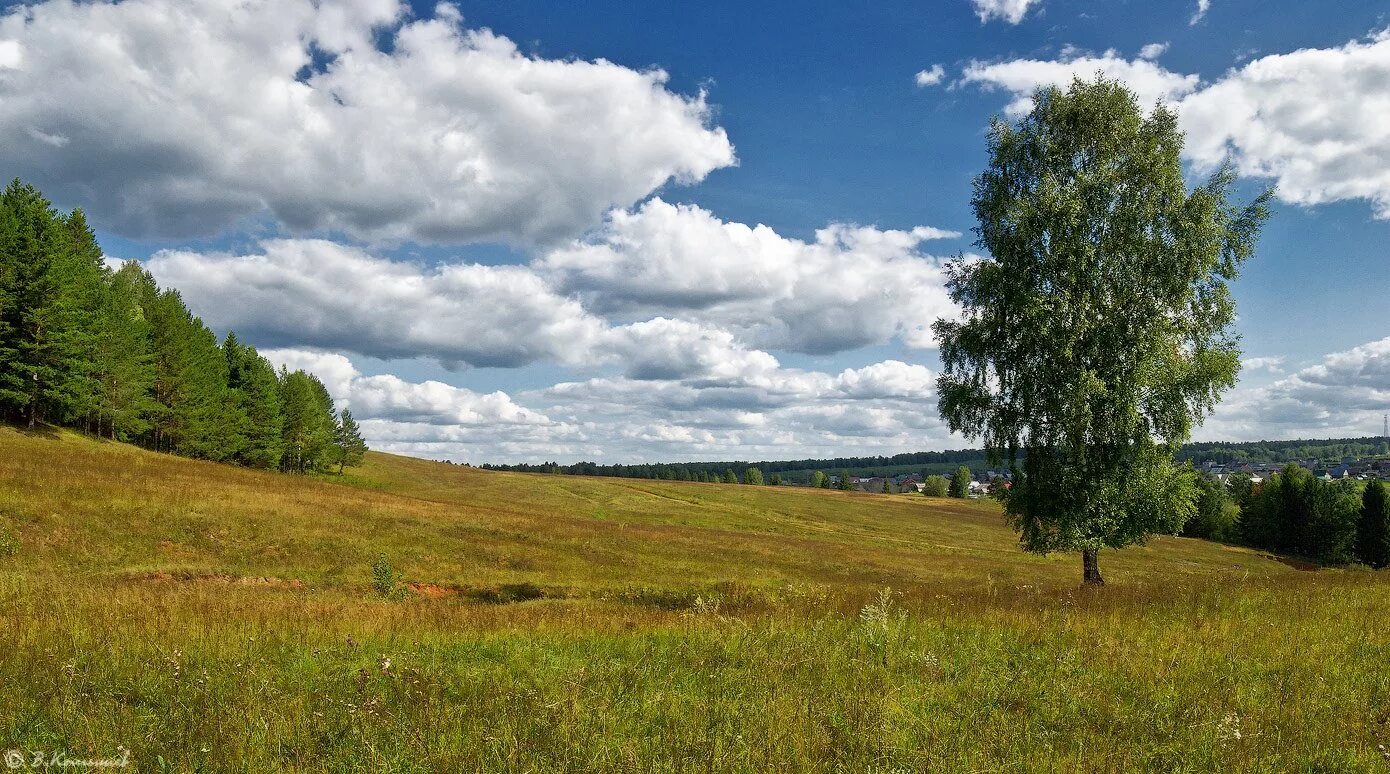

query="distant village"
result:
[1195,457,1390,486]
[841,454,1390,496]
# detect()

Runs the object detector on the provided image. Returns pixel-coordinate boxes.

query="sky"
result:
[0,0,1387,463]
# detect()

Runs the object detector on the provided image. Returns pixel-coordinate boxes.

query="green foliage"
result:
[949,466,972,498]
[837,470,853,491]
[721,469,738,485]
[1181,476,1237,542]
[922,475,950,497]
[881,478,891,494]
[1356,480,1390,568]
[742,467,764,485]
[280,370,337,473]
[334,409,368,473]
[933,77,1271,582]
[1239,466,1360,564]
[370,553,402,598]
[225,333,284,469]
[809,470,827,488]
[0,178,359,473]
[768,473,782,486]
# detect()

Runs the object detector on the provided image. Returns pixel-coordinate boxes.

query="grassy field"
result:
[1,426,1388,771]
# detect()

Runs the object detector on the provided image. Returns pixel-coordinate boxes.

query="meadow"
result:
[1,425,1388,771]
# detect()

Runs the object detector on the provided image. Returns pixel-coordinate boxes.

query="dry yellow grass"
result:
[2,425,1388,771]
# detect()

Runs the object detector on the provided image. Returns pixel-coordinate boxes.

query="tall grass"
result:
[1,426,1387,770]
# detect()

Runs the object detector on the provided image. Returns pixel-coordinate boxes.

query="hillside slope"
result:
[0,425,1287,596]
[4,426,1390,770]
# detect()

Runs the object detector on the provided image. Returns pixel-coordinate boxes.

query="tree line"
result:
[1181,467,1390,567]
[1178,438,1390,466]
[0,179,366,473]
[479,448,988,481]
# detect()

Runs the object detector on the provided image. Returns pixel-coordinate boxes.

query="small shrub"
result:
[370,554,400,597]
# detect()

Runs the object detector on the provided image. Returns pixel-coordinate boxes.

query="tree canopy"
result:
[933,77,1272,584]
[0,178,361,474]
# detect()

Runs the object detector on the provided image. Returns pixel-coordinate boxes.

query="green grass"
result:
[2,426,1388,771]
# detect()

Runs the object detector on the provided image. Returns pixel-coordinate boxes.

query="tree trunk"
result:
[1082,548,1104,586]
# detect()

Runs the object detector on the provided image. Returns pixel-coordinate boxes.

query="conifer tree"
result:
[224,334,283,469]
[743,467,764,485]
[0,180,62,426]
[90,263,156,440]
[334,408,368,473]
[1357,480,1390,569]
[838,470,853,491]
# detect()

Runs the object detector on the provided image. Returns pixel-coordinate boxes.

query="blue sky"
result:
[3,0,1388,461]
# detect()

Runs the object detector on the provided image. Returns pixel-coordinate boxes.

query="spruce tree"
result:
[334,408,368,473]
[0,180,62,426]
[1357,480,1390,569]
[91,263,156,440]
[224,334,284,469]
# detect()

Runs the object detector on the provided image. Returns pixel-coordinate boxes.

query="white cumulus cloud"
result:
[539,198,961,354]
[960,47,1201,116]
[957,31,1390,220]
[0,0,734,244]
[146,239,605,369]
[915,65,946,86]
[971,0,1041,25]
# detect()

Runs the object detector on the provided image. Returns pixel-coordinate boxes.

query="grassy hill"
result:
[1,426,1388,771]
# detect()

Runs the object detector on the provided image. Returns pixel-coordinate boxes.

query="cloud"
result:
[915,65,946,87]
[958,31,1390,219]
[971,0,1041,25]
[959,47,1201,116]
[539,198,961,354]
[1190,0,1211,25]
[1204,337,1390,440]
[1139,42,1169,61]
[145,239,605,369]
[261,348,549,427]
[0,0,734,244]
[1180,30,1390,219]
[258,346,954,463]
[1241,356,1286,374]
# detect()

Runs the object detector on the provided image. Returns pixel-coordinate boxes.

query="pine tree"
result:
[143,288,237,459]
[224,334,283,469]
[0,180,62,426]
[90,263,156,440]
[334,408,368,473]
[881,478,891,494]
[721,469,738,484]
[1357,480,1390,569]
[838,470,853,491]
[743,467,764,485]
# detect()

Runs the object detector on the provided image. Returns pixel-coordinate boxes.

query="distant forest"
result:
[483,437,1390,484]
[0,179,365,473]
